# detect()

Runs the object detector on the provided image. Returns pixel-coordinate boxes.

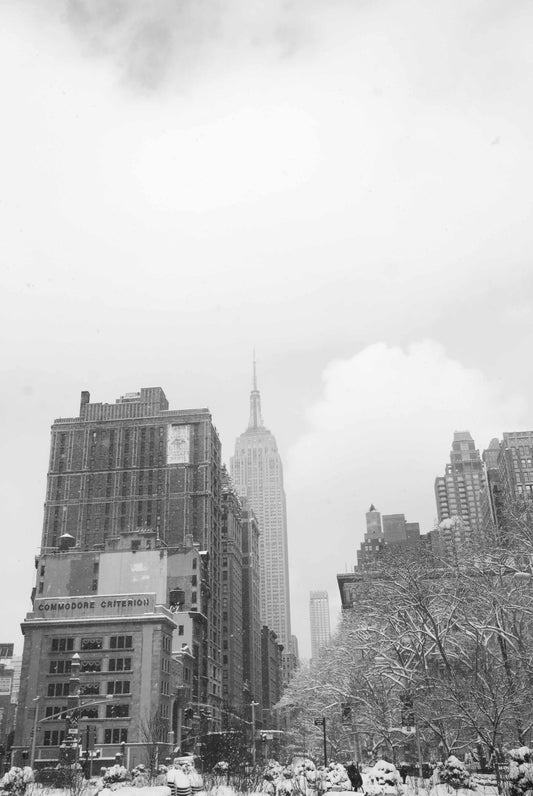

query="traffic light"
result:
[85,725,97,751]
[341,703,352,722]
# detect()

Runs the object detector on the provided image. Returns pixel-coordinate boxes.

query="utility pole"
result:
[314,717,327,767]
[250,701,259,765]
[29,697,40,769]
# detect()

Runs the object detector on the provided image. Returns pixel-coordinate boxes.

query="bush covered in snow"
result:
[102,764,130,785]
[366,760,401,794]
[0,767,33,796]
[318,762,351,792]
[434,756,475,791]
[508,747,533,796]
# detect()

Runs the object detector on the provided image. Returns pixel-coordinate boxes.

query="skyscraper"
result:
[434,431,485,537]
[309,591,331,661]
[230,364,292,657]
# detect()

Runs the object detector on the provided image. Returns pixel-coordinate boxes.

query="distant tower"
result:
[309,591,331,660]
[434,431,486,537]
[230,359,292,657]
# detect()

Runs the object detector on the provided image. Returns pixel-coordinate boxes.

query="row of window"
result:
[47,681,131,697]
[51,635,133,653]
[49,657,131,674]
[43,728,128,746]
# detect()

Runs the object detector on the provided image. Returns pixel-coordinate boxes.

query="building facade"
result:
[356,505,422,570]
[220,470,245,718]
[241,501,263,712]
[40,387,222,712]
[230,367,294,676]
[16,387,227,764]
[14,530,209,766]
[309,591,331,662]
[434,431,485,538]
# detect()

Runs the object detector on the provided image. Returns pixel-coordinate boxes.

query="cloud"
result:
[285,341,528,653]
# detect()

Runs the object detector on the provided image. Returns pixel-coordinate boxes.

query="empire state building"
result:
[230,366,292,652]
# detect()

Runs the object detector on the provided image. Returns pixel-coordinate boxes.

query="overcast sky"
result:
[1,0,533,659]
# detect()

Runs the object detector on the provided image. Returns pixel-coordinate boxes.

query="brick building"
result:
[14,530,208,766]
[15,387,225,764]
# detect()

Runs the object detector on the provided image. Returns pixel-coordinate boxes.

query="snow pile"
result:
[293,759,318,795]
[262,760,284,795]
[434,756,475,791]
[508,747,533,796]
[319,763,351,792]
[102,765,130,785]
[366,760,401,795]
[0,767,33,796]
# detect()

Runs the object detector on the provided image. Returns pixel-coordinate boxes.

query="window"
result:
[81,660,101,673]
[110,635,133,650]
[45,705,67,719]
[80,706,98,719]
[43,730,65,746]
[106,704,129,718]
[51,638,74,653]
[79,683,99,696]
[49,660,72,674]
[107,680,130,695]
[104,728,128,744]
[108,658,131,672]
[191,592,197,604]
[47,683,69,697]
[178,626,184,636]
[81,638,102,651]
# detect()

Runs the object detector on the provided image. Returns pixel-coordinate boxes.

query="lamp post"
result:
[29,697,40,769]
[250,701,259,765]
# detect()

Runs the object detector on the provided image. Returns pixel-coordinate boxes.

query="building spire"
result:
[248,350,264,430]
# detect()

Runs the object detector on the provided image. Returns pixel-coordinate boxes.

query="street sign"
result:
[314,717,325,727]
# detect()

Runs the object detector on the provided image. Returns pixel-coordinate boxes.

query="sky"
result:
[1,0,533,659]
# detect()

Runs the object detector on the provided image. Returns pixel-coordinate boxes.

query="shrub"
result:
[435,756,475,790]
[0,767,33,796]
[102,764,130,784]
[34,767,71,789]
[508,747,533,796]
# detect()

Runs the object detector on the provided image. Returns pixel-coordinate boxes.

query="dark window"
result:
[178,626,184,636]
[108,657,131,672]
[43,730,65,746]
[107,681,130,695]
[51,638,74,653]
[47,683,69,697]
[104,728,128,744]
[110,635,133,650]
[106,704,130,718]
[49,660,72,674]
[45,705,67,719]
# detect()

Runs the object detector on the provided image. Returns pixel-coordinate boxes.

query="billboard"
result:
[167,425,191,464]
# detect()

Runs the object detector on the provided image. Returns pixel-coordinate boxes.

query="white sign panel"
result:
[0,677,12,694]
[167,425,191,464]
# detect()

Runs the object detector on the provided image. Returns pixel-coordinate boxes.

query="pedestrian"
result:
[347,762,363,791]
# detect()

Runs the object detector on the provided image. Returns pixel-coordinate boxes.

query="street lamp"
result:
[250,701,259,765]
